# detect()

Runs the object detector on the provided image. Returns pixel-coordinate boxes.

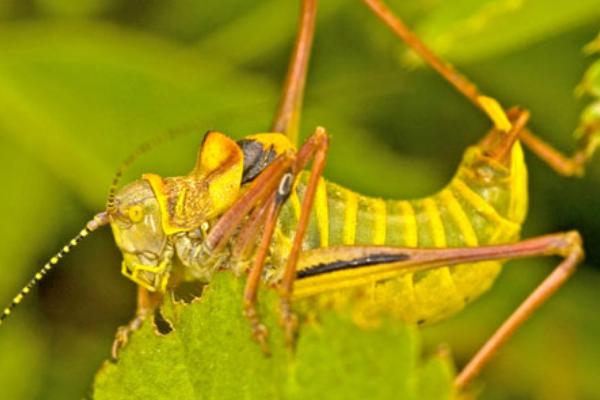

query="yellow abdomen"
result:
[273,142,528,325]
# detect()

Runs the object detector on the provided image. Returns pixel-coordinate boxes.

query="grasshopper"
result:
[1,0,598,390]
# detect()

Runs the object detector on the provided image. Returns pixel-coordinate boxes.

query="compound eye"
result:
[128,204,144,223]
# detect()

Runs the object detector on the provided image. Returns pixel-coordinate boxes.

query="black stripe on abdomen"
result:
[297,253,410,279]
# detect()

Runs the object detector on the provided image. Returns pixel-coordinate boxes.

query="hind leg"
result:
[363,0,599,173]
[291,232,583,389]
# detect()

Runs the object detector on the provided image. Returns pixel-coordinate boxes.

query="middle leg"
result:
[278,127,329,343]
[232,127,329,346]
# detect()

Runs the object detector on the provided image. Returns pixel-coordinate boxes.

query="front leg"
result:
[111,286,163,360]
[233,127,328,349]
[278,127,329,344]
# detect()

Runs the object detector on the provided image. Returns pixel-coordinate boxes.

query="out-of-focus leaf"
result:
[575,39,600,171]
[143,0,257,41]
[0,138,65,297]
[584,31,600,54]
[0,22,277,208]
[0,20,444,207]
[579,51,600,98]
[302,110,446,198]
[36,0,112,17]
[0,319,46,400]
[417,353,456,400]
[93,273,455,400]
[402,0,600,64]
[0,137,67,400]
[195,0,344,66]
[0,2,13,18]
[0,2,599,399]
[0,20,277,400]
[0,138,65,390]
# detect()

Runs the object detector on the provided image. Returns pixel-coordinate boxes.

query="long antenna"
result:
[105,116,229,214]
[106,128,192,213]
[2,126,194,325]
[0,212,109,325]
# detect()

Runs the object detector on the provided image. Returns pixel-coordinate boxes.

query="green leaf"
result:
[403,0,600,64]
[0,318,47,400]
[1,4,598,400]
[140,0,265,43]
[195,0,344,66]
[93,273,455,400]
[579,43,600,98]
[575,36,600,162]
[36,0,112,17]
[0,138,67,400]
[0,21,277,208]
[0,21,277,400]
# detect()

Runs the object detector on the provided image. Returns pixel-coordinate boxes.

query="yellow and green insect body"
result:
[0,2,594,392]
[104,128,529,324]
[272,140,528,325]
[101,125,530,330]
[109,131,246,290]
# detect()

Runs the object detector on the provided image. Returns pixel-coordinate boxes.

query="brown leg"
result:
[243,196,280,351]
[455,240,582,388]
[363,0,513,132]
[363,0,600,174]
[241,128,328,347]
[243,181,293,351]
[111,287,163,360]
[231,193,274,261]
[519,127,599,177]
[239,0,320,332]
[291,231,583,389]
[362,0,482,110]
[278,127,329,343]
[484,108,530,162]
[271,0,319,144]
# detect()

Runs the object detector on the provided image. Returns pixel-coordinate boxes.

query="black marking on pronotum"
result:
[297,253,410,279]
[238,139,277,184]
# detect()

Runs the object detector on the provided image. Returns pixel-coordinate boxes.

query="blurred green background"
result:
[0,0,598,399]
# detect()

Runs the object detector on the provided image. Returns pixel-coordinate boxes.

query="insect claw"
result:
[244,302,271,355]
[111,314,146,361]
[279,299,299,347]
[111,326,129,361]
[254,324,271,356]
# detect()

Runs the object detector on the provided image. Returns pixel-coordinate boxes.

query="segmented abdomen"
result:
[272,143,528,324]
